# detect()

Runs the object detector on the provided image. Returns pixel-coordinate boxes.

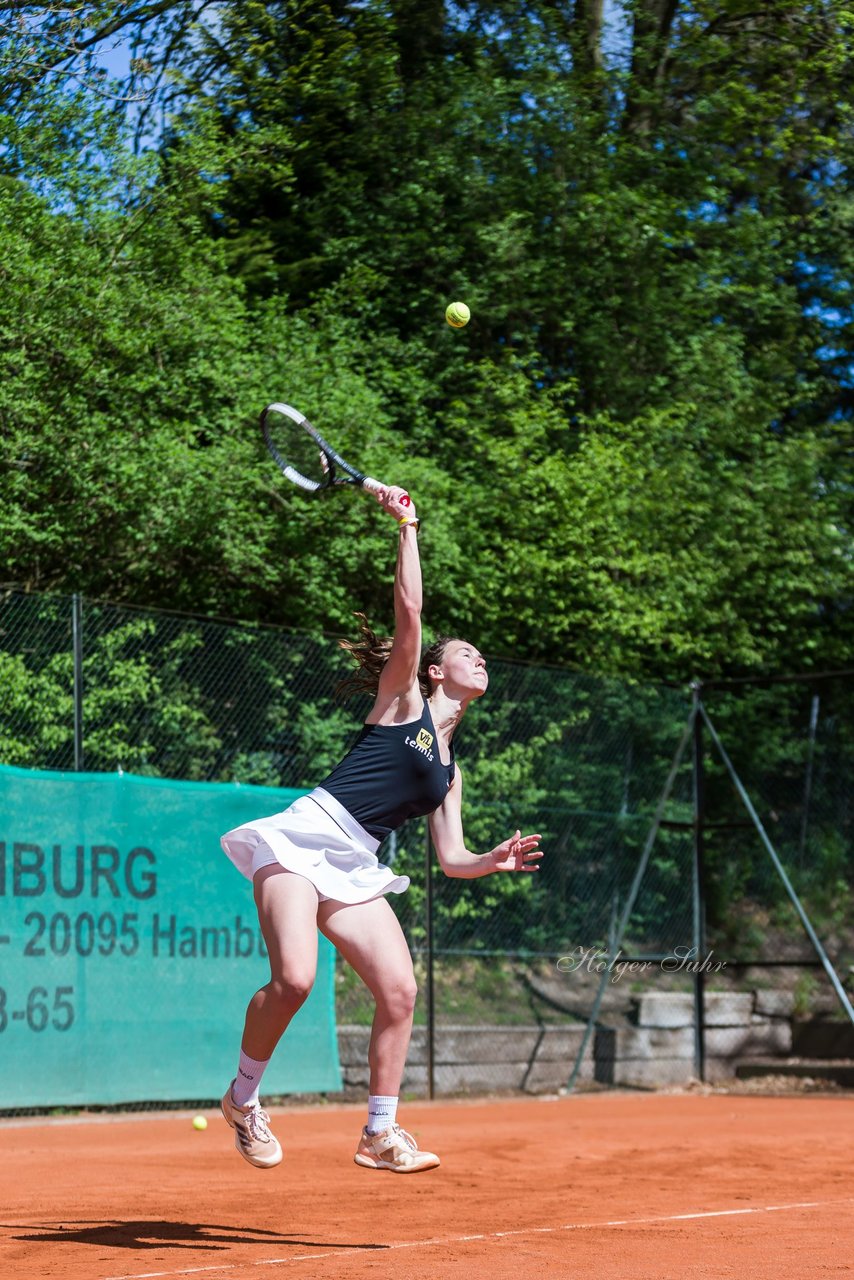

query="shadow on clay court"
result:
[4,1220,388,1252]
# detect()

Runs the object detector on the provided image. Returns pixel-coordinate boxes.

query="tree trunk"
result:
[573,0,606,75]
[624,0,680,137]
[391,0,447,84]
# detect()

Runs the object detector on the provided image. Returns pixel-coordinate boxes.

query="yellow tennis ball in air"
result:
[192,1115,208,1130]
[445,301,471,328]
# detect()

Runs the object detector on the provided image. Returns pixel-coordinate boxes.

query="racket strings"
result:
[264,411,331,491]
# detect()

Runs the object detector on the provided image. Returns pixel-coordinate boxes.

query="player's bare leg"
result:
[245,866,321,1057]
[222,868,320,1169]
[320,896,440,1172]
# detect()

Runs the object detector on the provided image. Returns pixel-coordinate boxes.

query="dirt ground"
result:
[1,1091,853,1280]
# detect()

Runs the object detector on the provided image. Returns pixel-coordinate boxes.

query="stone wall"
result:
[338,1024,595,1096]
[338,990,803,1095]
[595,991,793,1087]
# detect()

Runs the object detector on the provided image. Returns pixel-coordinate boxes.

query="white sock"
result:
[231,1049,269,1108]
[367,1094,398,1134]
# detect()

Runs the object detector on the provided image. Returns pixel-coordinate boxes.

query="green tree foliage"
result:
[1,2,852,685]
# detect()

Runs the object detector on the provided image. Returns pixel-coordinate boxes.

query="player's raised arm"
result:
[371,485,422,710]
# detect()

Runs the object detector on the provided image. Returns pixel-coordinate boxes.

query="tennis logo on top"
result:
[405,728,435,762]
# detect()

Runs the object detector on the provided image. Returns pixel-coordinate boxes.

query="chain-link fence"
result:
[688,676,854,1086]
[2,589,852,1104]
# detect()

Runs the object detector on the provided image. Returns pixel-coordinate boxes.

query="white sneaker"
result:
[220,1082,283,1169]
[354,1122,440,1173]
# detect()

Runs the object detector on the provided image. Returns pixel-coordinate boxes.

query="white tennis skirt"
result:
[220,787,410,905]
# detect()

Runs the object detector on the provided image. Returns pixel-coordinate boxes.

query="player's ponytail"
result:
[336,614,394,699]
[337,615,456,701]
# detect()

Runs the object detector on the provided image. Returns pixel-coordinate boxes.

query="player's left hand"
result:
[489,830,543,873]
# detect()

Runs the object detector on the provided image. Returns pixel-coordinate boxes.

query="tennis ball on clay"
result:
[192,1115,208,1131]
[445,301,471,328]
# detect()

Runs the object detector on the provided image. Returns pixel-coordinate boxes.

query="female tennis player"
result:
[220,485,542,1173]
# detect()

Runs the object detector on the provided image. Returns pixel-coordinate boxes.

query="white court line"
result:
[103,1197,854,1280]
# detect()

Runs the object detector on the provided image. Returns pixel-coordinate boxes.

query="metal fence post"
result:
[691,683,707,1082]
[799,693,820,860]
[424,823,435,1100]
[72,593,84,772]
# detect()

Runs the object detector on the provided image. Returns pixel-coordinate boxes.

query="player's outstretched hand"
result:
[376,484,417,525]
[488,830,543,873]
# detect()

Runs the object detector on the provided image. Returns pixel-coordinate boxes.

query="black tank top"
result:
[318,700,455,841]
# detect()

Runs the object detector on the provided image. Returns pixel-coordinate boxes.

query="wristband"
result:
[399,516,420,531]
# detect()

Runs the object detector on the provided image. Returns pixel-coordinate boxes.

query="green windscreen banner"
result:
[0,764,342,1107]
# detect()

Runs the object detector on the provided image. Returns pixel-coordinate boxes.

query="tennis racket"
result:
[261,401,385,495]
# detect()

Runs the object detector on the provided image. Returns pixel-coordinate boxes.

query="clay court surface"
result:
[1,1091,852,1279]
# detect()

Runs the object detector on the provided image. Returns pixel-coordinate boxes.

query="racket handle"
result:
[362,478,412,511]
